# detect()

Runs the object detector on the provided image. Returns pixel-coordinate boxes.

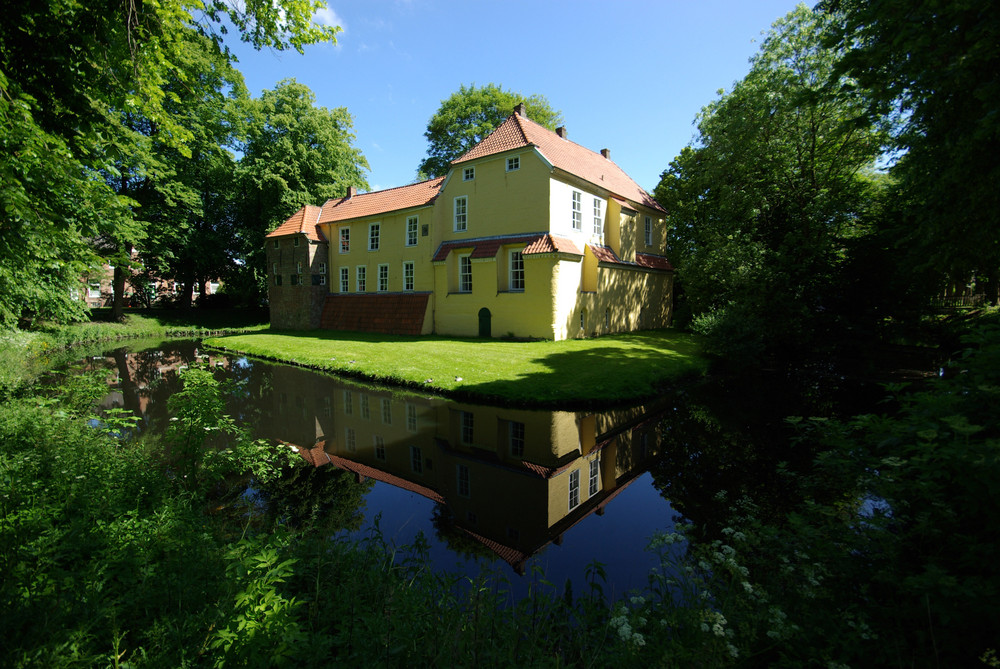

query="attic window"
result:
[273,240,279,249]
[293,237,300,247]
[506,156,520,172]
[463,167,475,181]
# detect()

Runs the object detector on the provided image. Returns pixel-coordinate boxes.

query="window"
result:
[340,227,350,253]
[593,198,603,235]
[318,262,327,274]
[360,394,370,420]
[569,470,580,510]
[460,411,474,444]
[293,237,300,247]
[605,308,610,329]
[272,263,279,276]
[406,216,418,246]
[580,309,586,330]
[572,191,582,230]
[274,275,282,286]
[406,403,418,432]
[509,421,525,457]
[644,216,653,246]
[403,261,415,291]
[343,390,353,415]
[345,427,356,452]
[374,436,386,461]
[463,167,475,181]
[88,282,101,298]
[458,254,472,292]
[321,395,332,417]
[368,222,380,251]
[378,264,388,292]
[410,445,423,473]
[454,196,467,232]
[313,274,327,286]
[589,458,600,497]
[356,266,366,292]
[273,240,280,249]
[381,398,391,424]
[340,267,349,292]
[506,156,519,171]
[290,274,300,286]
[296,261,303,274]
[509,250,524,291]
[457,464,470,497]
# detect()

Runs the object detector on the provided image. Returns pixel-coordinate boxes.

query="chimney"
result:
[345,185,356,199]
[513,102,527,116]
[556,126,567,139]
[601,148,611,159]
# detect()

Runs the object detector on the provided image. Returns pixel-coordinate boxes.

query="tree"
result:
[418,84,562,178]
[0,0,340,327]
[654,5,886,364]
[820,0,1000,304]
[234,80,370,304]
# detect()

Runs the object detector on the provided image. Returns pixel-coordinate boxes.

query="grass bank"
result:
[203,329,707,406]
[0,309,268,395]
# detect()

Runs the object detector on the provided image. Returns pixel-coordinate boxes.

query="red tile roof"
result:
[267,204,326,242]
[454,112,665,213]
[588,245,675,272]
[432,233,583,262]
[635,253,675,271]
[321,293,430,335]
[318,177,445,223]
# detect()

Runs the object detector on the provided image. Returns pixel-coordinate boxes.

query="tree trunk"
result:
[111,243,132,322]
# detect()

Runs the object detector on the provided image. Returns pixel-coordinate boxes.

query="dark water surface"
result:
[76,339,686,600]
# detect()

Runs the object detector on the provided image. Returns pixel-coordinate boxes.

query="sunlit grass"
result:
[204,329,707,405]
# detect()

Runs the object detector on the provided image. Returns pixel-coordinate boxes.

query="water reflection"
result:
[79,340,677,595]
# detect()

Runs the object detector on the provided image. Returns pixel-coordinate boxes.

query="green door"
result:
[478,307,491,338]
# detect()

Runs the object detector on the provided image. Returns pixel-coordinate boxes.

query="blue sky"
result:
[228,0,804,194]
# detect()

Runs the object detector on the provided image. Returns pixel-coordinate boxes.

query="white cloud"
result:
[312,4,345,30]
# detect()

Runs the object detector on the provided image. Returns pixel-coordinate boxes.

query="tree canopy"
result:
[418,84,562,178]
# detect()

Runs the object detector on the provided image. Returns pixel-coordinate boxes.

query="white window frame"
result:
[460,411,474,444]
[569,469,580,510]
[356,265,366,292]
[343,390,353,415]
[377,264,389,292]
[340,227,350,253]
[644,216,653,246]
[318,262,327,274]
[406,216,418,246]
[463,166,475,181]
[572,190,582,230]
[406,403,418,432]
[593,198,603,235]
[589,458,600,497]
[368,222,380,251]
[340,267,349,293]
[360,394,370,420]
[457,464,470,498]
[272,263,279,276]
[88,282,101,298]
[454,196,468,232]
[458,254,472,293]
[381,398,391,424]
[318,274,327,286]
[296,261,303,274]
[403,261,415,292]
[509,421,525,457]
[509,250,524,292]
[506,156,520,172]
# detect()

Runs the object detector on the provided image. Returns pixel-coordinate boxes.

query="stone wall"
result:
[266,234,329,330]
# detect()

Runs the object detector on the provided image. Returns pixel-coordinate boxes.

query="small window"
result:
[368,222,380,251]
[506,156,520,172]
[406,216,418,246]
[340,227,350,253]
[340,267,349,292]
[580,309,586,330]
[589,458,600,497]
[454,196,468,232]
[410,445,423,474]
[457,464,470,498]
[296,261,302,274]
[273,240,279,249]
[644,216,653,246]
[572,191,582,230]
[293,237,300,247]
[406,403,418,432]
[377,264,388,292]
[460,411,474,444]
[463,167,475,181]
[86,282,100,298]
[290,274,300,286]
[360,394,370,420]
[403,261,415,291]
[272,263,278,276]
[274,275,282,286]
[509,421,525,457]
[569,469,580,510]
[381,398,391,424]
[356,266,366,292]
[593,198,603,235]
[421,224,429,237]
[605,308,610,328]
[509,250,524,291]
[318,262,327,274]
[458,254,472,292]
[374,436,386,461]
[345,427,356,452]
[315,274,327,286]
[343,390,353,415]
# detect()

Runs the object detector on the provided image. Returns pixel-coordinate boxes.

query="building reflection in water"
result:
[262,364,667,575]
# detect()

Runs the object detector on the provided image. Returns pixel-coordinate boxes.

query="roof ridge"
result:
[323,176,444,206]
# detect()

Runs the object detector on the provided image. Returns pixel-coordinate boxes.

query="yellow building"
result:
[266,105,674,340]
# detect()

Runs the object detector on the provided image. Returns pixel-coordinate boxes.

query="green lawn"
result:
[203,329,707,406]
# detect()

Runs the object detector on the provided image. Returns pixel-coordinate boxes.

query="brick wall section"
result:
[321,293,430,335]
[267,234,329,330]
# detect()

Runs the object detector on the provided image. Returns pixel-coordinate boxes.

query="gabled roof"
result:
[432,233,583,263]
[454,111,665,213]
[318,177,445,224]
[266,204,325,242]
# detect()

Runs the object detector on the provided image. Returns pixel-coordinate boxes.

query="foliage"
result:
[418,83,563,178]
[204,329,707,406]
[654,5,887,364]
[821,0,1000,302]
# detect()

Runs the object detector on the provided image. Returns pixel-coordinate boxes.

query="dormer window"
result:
[506,156,520,172]
[463,167,475,181]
